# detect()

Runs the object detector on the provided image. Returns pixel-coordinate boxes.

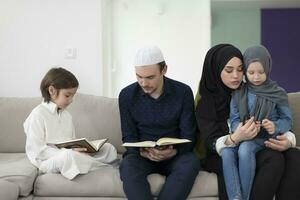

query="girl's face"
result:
[220,57,243,89]
[49,87,78,109]
[246,61,267,86]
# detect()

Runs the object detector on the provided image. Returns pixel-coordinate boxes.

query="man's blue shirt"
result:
[118,77,197,154]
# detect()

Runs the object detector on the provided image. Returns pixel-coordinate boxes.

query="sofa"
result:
[0,92,299,200]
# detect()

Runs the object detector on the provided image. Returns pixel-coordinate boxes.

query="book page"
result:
[55,137,87,145]
[90,138,108,150]
[122,141,156,147]
[156,137,191,146]
[54,138,97,153]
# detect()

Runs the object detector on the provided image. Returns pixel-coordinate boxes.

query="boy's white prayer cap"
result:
[134,45,165,67]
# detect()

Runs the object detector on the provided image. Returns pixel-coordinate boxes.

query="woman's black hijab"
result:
[195,44,243,122]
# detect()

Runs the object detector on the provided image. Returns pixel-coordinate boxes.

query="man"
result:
[119,46,201,200]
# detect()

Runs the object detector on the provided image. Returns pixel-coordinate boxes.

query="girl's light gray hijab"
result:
[233,45,289,122]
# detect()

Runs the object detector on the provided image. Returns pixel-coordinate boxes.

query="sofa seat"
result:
[0,179,19,200]
[19,195,33,200]
[34,165,217,199]
[0,153,37,197]
[34,166,124,197]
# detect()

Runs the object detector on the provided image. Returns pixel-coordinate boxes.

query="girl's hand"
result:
[255,121,261,133]
[265,135,291,151]
[262,119,275,134]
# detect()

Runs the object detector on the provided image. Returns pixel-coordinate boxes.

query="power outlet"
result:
[64,48,77,59]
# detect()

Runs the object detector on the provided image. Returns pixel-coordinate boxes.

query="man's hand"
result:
[265,135,292,152]
[139,146,177,162]
[262,119,275,134]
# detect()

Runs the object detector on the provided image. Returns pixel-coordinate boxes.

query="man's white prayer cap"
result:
[134,45,165,67]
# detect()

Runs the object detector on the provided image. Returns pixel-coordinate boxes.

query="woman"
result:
[194,44,299,200]
[264,125,300,199]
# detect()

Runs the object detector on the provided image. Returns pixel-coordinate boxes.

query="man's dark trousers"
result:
[120,152,201,200]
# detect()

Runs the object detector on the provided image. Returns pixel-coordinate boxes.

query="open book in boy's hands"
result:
[52,138,108,153]
[122,137,191,148]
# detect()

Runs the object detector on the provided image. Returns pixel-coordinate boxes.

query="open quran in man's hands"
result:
[122,137,191,149]
[53,138,108,153]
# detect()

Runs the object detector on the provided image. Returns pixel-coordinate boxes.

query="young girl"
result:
[222,45,293,200]
[24,67,117,180]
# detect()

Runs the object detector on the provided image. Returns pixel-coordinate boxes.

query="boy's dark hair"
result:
[40,67,79,102]
[158,61,167,73]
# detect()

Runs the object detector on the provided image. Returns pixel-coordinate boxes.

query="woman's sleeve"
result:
[284,131,296,147]
[197,117,229,154]
[216,135,236,155]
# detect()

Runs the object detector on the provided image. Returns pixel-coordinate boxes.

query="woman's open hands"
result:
[265,135,292,151]
[232,117,260,143]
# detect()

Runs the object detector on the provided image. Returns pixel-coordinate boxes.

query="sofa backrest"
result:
[0,92,299,153]
[0,96,41,153]
[288,92,300,145]
[68,94,124,153]
[0,93,125,153]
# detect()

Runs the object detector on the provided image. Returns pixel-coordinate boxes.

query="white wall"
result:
[107,0,211,97]
[0,0,211,98]
[211,8,260,53]
[0,0,103,97]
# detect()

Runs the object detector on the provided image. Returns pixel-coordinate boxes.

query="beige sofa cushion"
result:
[189,171,218,198]
[0,153,37,196]
[69,94,125,153]
[0,97,41,153]
[0,94,125,153]
[288,92,300,144]
[0,179,19,200]
[34,166,217,198]
[34,166,125,197]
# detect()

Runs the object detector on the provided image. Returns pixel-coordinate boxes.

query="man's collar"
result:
[138,76,172,98]
[163,76,172,96]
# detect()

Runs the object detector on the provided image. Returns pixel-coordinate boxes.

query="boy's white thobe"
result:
[24,101,117,180]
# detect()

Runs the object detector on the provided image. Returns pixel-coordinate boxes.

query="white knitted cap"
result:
[134,46,165,67]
